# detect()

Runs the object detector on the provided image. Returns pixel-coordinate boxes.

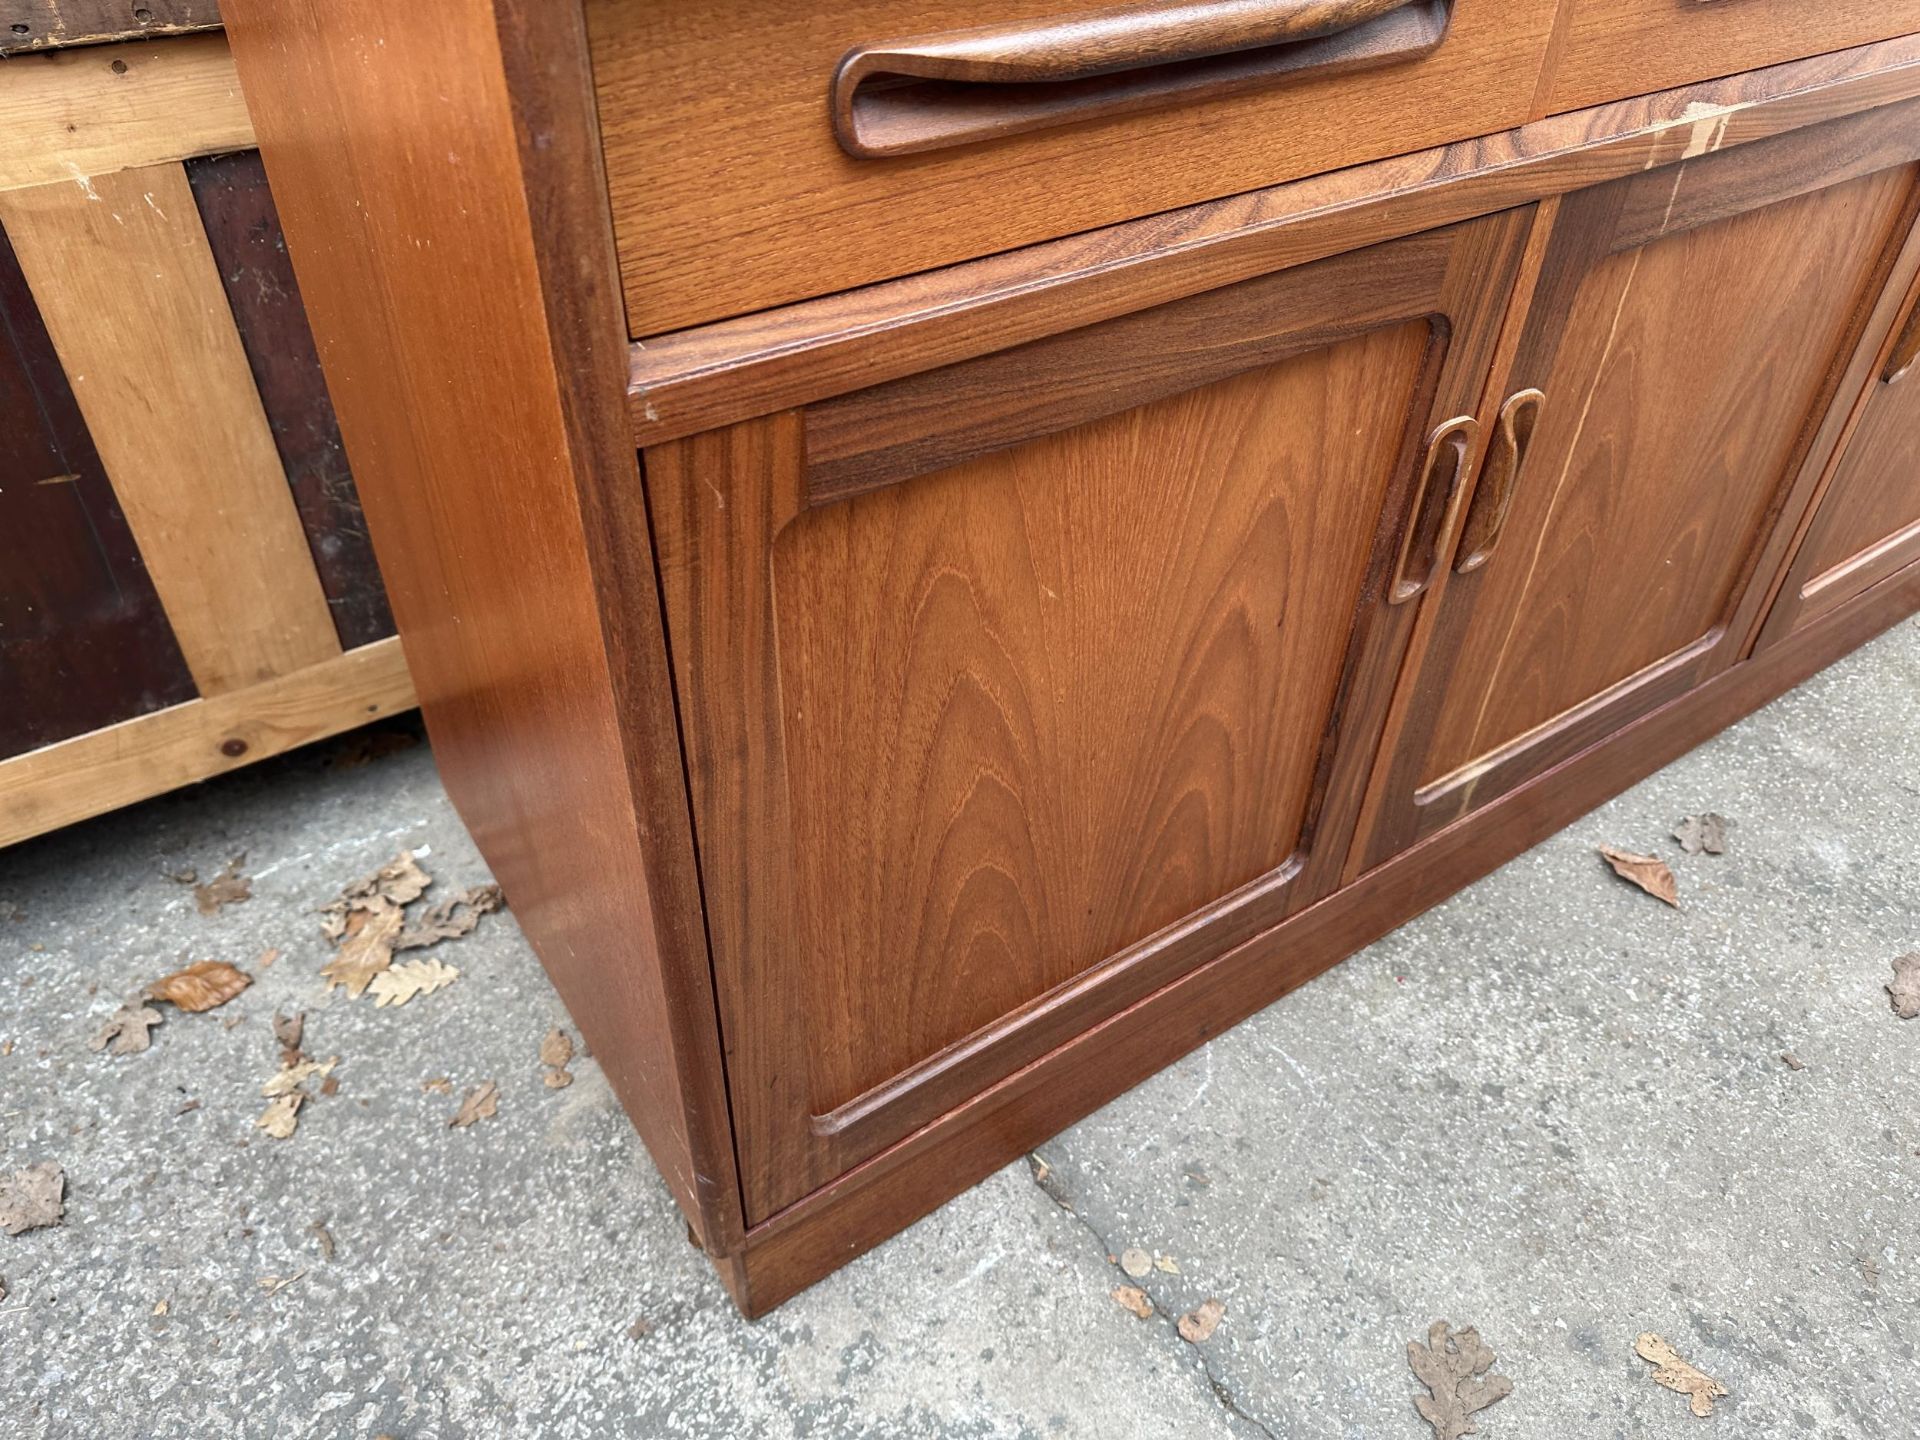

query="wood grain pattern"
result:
[0,636,412,847]
[625,33,1920,446]
[0,209,196,757]
[186,150,394,651]
[220,0,743,1256]
[0,0,221,54]
[0,164,341,696]
[1535,0,1919,118]
[585,0,1556,333]
[1355,131,1920,866]
[0,31,251,193]
[649,213,1526,1221]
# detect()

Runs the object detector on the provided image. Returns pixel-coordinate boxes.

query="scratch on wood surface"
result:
[64,165,101,201]
[1678,100,1737,160]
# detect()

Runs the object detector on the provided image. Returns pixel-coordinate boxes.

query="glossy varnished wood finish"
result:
[1535,0,1919,118]
[1355,118,1920,868]
[585,0,1556,333]
[220,0,742,1257]
[648,215,1526,1220]
[626,34,1920,447]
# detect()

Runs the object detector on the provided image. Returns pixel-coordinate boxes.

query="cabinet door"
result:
[1756,252,1920,647]
[648,213,1528,1220]
[1355,122,1920,870]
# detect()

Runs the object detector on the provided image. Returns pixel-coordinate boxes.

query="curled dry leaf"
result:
[90,1004,163,1057]
[320,851,432,942]
[272,1010,305,1064]
[1672,813,1728,856]
[1408,1321,1512,1440]
[262,1058,336,1099]
[1635,1332,1728,1418]
[1887,953,1920,1019]
[145,960,252,1013]
[0,1161,65,1235]
[1111,1285,1153,1319]
[256,1093,305,1140]
[367,957,459,1008]
[192,856,252,916]
[395,883,506,951]
[1598,847,1680,908]
[449,1080,500,1129]
[320,901,404,998]
[1177,1298,1225,1344]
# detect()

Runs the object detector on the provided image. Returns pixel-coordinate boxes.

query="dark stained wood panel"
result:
[0,220,196,758]
[187,150,394,650]
[0,0,220,53]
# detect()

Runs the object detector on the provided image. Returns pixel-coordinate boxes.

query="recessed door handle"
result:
[1453,388,1546,575]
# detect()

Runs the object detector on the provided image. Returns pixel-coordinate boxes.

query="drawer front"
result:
[586,0,1555,335]
[1540,0,1920,116]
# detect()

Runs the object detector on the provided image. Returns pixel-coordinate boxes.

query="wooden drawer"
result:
[584,0,1557,335]
[1539,0,1920,116]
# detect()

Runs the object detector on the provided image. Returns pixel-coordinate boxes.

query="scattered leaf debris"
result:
[449,1080,500,1129]
[311,1219,336,1262]
[320,851,432,943]
[396,883,505,951]
[1111,1285,1153,1319]
[1860,1255,1881,1290]
[258,1269,307,1297]
[272,1010,306,1064]
[626,1317,655,1341]
[1635,1332,1728,1418]
[367,957,459,1008]
[1155,1255,1180,1274]
[1119,1247,1153,1279]
[176,1099,201,1116]
[1408,1321,1512,1440]
[540,1027,575,1088]
[192,856,252,916]
[256,1094,305,1140]
[0,1162,66,1235]
[145,960,252,1013]
[152,1298,168,1316]
[320,901,405,998]
[1598,847,1680,907]
[89,1003,163,1057]
[421,1076,453,1095]
[1780,1051,1805,1071]
[263,1059,336,1099]
[1177,1298,1225,1344]
[1672,813,1728,856]
[256,947,280,970]
[1887,953,1920,1019]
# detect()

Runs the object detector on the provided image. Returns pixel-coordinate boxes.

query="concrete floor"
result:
[3,618,1917,1440]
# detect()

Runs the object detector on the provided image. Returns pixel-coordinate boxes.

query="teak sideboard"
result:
[219,0,1920,1314]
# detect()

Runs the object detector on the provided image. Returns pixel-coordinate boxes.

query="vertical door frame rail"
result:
[221,2,1920,1316]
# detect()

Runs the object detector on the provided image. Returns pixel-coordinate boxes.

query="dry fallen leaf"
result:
[1111,1285,1153,1319]
[258,1269,307,1296]
[1155,1255,1180,1274]
[145,959,252,1013]
[262,1058,336,1099]
[321,851,432,942]
[540,1027,575,1088]
[1888,953,1920,1019]
[272,1010,306,1066]
[1599,847,1680,907]
[1672,813,1728,856]
[421,1076,453,1095]
[90,1004,163,1057]
[626,1317,655,1341]
[1119,1247,1153,1279]
[192,856,252,916]
[152,1298,168,1316]
[320,900,405,998]
[256,947,280,970]
[367,957,460,1008]
[256,1093,305,1140]
[311,1219,336,1262]
[0,1162,66,1235]
[1780,1051,1805,1071]
[1177,1298,1225,1344]
[395,883,506,951]
[449,1080,500,1129]
[1408,1321,1512,1440]
[1636,1332,1728,1418]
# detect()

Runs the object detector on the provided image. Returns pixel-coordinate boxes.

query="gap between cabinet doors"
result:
[643,206,1536,1224]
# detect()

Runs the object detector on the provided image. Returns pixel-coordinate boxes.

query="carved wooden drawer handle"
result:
[1454,388,1546,575]
[833,0,1451,158]
[1391,414,1479,605]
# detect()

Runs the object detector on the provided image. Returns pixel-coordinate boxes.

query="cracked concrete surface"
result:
[2,616,1917,1439]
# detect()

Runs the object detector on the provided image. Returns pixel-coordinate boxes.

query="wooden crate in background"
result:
[0,18,414,846]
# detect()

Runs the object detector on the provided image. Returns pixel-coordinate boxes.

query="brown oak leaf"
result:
[1636,1332,1728,1417]
[1177,1298,1225,1343]
[90,1004,163,1056]
[256,1093,305,1140]
[320,851,432,942]
[395,883,505,951]
[1408,1321,1512,1440]
[0,1161,66,1235]
[539,1027,575,1088]
[449,1080,500,1129]
[192,856,252,916]
[1888,953,1920,1019]
[1599,847,1680,907]
[1672,814,1728,856]
[320,900,405,998]
[272,1010,305,1064]
[145,960,252,1013]
[367,958,459,1008]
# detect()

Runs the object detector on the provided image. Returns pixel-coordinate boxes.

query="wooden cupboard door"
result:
[1356,119,1920,869]
[648,213,1529,1220]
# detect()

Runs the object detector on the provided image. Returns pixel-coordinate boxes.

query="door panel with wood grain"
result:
[649,212,1528,1219]
[1358,120,1920,868]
